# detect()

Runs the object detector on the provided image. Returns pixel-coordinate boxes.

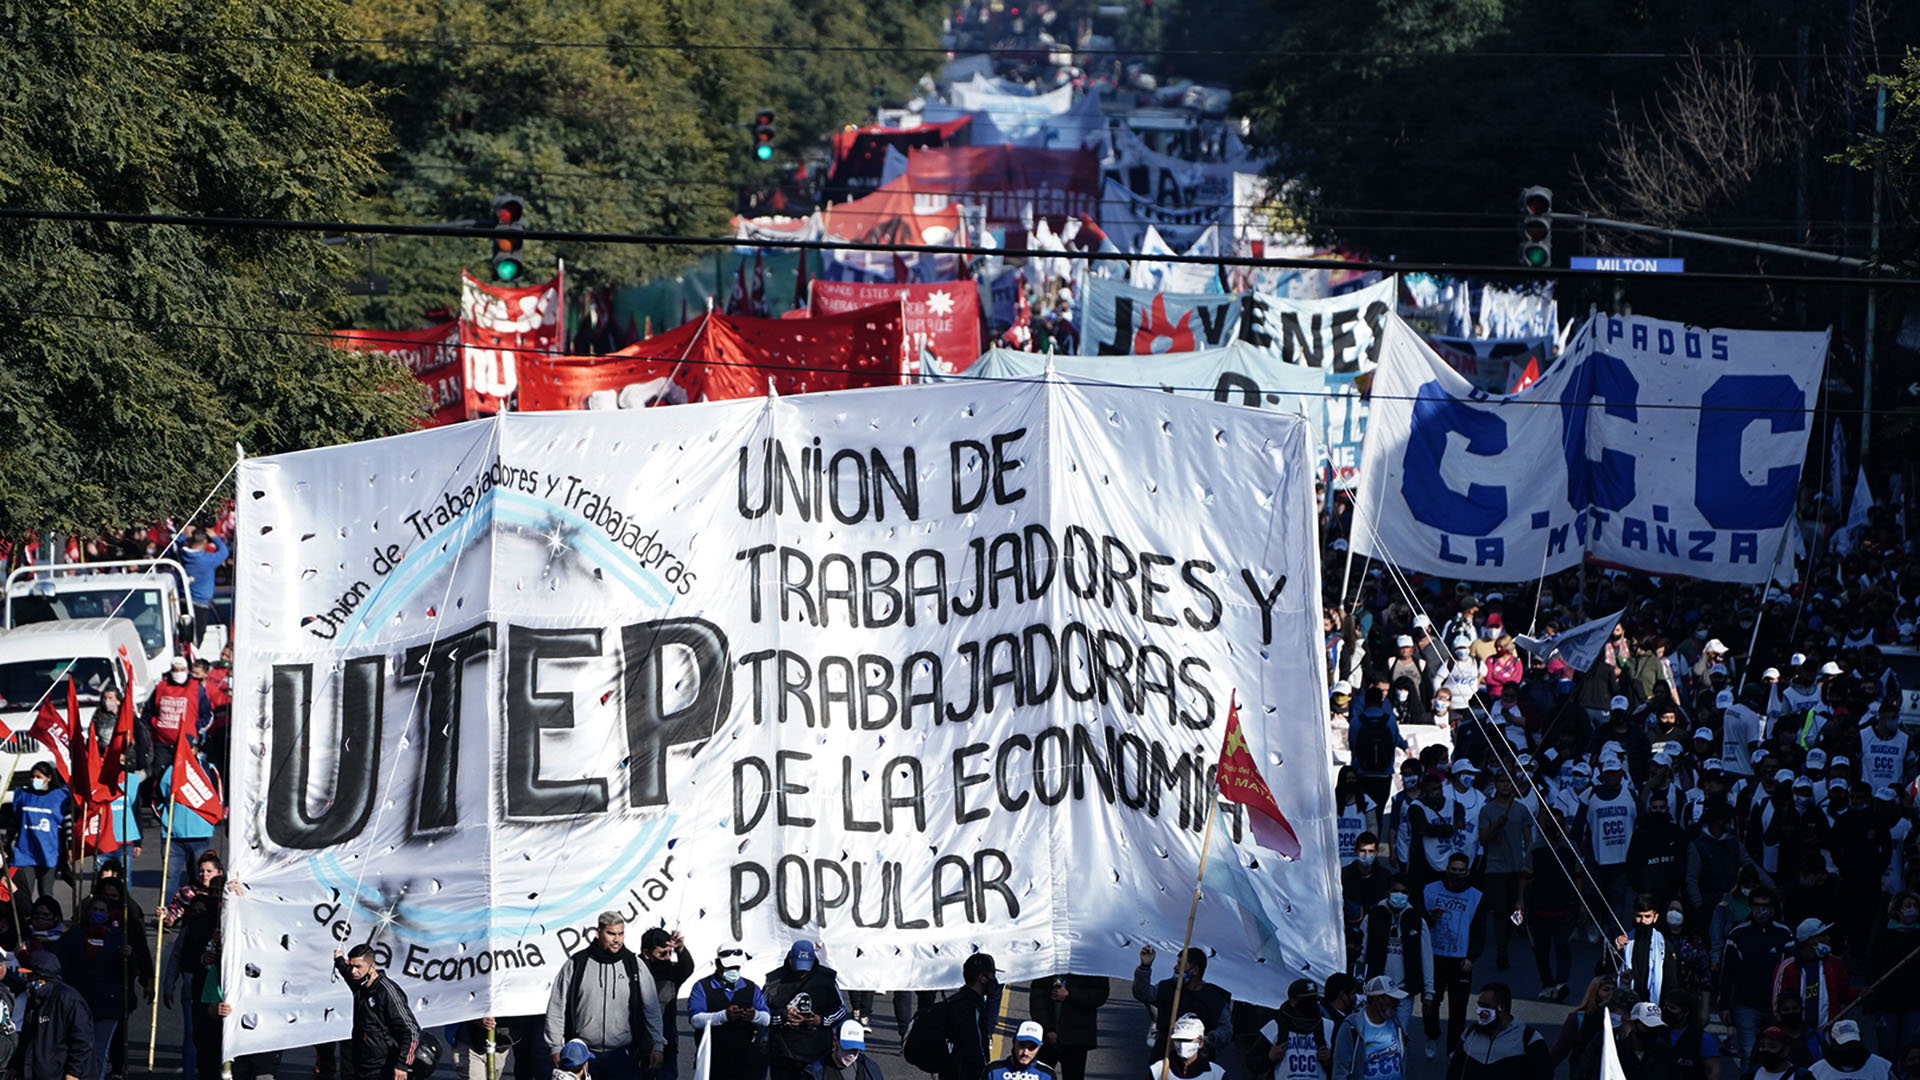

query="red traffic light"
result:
[1519,186,1552,217]
[492,194,525,225]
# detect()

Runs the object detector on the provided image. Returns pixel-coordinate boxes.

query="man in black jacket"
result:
[638,928,695,1080]
[334,945,421,1080]
[1718,888,1795,1066]
[765,941,849,1080]
[1026,972,1108,1080]
[1133,945,1233,1065]
[1627,793,1688,913]
[10,951,93,1080]
[941,953,999,1080]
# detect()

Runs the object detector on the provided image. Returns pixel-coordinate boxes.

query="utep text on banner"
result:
[223,377,1343,1056]
[1352,313,1828,583]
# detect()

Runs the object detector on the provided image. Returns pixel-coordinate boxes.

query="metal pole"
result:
[1863,87,1887,469]
[1550,213,1876,269]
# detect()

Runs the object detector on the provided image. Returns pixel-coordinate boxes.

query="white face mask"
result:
[1173,1040,1202,1059]
[1474,1007,1498,1026]
[722,967,741,985]
[169,671,189,685]
[1666,911,1684,928]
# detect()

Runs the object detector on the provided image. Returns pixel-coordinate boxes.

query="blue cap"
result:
[789,940,816,971]
[558,1040,595,1069]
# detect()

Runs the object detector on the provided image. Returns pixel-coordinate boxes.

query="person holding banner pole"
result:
[147,727,226,1068]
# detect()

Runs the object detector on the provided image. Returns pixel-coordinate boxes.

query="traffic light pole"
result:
[1548,212,1875,269]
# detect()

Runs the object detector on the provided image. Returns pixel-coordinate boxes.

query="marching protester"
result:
[10,951,95,1080]
[1770,920,1855,1031]
[1422,852,1486,1058]
[825,1019,886,1080]
[335,945,422,1080]
[688,946,770,1078]
[1721,889,1796,1064]
[765,941,850,1080]
[1359,878,1432,1035]
[1262,978,1335,1080]
[1027,971,1108,1080]
[1331,977,1408,1080]
[6,762,74,903]
[1152,1016,1227,1079]
[1443,981,1547,1080]
[1135,945,1233,1065]
[986,1021,1051,1080]
[637,928,694,1080]
[934,953,999,1080]
[1868,891,1920,1056]
[545,913,664,1080]
[1809,1020,1890,1080]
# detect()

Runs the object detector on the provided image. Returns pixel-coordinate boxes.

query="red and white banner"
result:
[904,146,1102,237]
[333,322,468,428]
[461,270,563,414]
[517,303,905,411]
[171,733,225,826]
[811,281,982,375]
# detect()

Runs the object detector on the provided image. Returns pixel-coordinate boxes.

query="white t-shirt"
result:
[1584,787,1637,866]
[1273,1018,1338,1080]
[1721,706,1762,775]
[1356,1014,1404,1080]
[1861,727,1910,790]
[1449,786,1487,862]
[1338,797,1381,861]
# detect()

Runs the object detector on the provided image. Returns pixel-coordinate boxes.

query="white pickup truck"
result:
[0,618,156,786]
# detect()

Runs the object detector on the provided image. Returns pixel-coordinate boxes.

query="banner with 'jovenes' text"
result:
[225,375,1342,1056]
[1352,312,1828,583]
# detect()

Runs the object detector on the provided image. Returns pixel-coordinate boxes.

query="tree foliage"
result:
[0,0,424,536]
[335,0,945,329]
[1834,48,1920,271]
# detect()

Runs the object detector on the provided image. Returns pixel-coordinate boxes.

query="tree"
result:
[1833,48,1920,270]
[0,0,423,536]
[334,0,945,331]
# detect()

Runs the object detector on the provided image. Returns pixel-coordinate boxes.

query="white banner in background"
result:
[225,377,1341,1056]
[1080,277,1396,370]
[1353,313,1828,583]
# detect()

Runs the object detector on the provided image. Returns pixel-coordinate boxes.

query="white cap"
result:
[1599,755,1624,773]
[1750,749,1769,764]
[1773,768,1796,783]
[1762,667,1781,679]
[1569,761,1594,777]
[1705,639,1728,654]
[1831,755,1851,769]
[1609,695,1630,711]
[1806,749,1828,770]
[1171,1015,1208,1039]
[1362,975,1408,1000]
[1451,760,1479,776]
[1790,652,1808,667]
[1396,634,1414,648]
[1413,614,1431,628]
[1795,917,1833,942]
[1015,1020,1044,1045]
[170,656,189,671]
[1651,752,1673,767]
[1715,689,1734,709]
[1629,1002,1665,1027]
[1876,787,1898,803]
[838,1019,866,1050]
[1828,778,1849,792]
[1793,776,1815,790]
[1692,726,1714,741]
[1820,661,1843,676]
[1331,681,1353,695]
[1832,1019,1863,1045]
[1702,757,1724,772]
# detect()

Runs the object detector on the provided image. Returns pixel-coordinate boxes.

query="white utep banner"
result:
[224,376,1342,1056]
[1352,313,1828,583]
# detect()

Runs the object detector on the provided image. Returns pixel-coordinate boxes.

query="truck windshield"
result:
[9,587,166,657]
[0,657,117,711]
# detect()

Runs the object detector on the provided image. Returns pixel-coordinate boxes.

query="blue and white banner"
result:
[1514,610,1623,672]
[1352,313,1828,583]
[1080,276,1397,368]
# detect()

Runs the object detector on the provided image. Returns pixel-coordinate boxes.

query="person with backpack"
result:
[1445,982,1547,1080]
[902,953,998,1080]
[544,913,665,1080]
[1358,880,1432,1038]
[1263,979,1336,1080]
[765,941,849,1080]
[1351,684,1409,809]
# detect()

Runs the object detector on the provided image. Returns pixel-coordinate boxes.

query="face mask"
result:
[1355,853,1376,868]
[1473,1007,1497,1026]
[87,910,109,926]
[722,967,741,986]
[1386,893,1410,911]
[1901,908,1919,923]
[1173,1040,1202,1059]
[1666,911,1684,928]
[169,671,189,685]
[1758,1052,1788,1069]
[1815,943,1832,958]
[1181,969,1198,986]
[1794,796,1813,812]
[30,779,47,792]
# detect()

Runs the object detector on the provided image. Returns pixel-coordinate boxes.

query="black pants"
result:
[1424,956,1473,1052]
[1039,1044,1090,1080]
[1530,912,1574,987]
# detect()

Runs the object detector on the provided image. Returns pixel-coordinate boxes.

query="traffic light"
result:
[490,194,527,283]
[752,109,776,161]
[1518,186,1553,269]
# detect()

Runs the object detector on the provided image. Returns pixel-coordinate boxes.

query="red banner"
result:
[333,322,468,427]
[904,146,1102,235]
[818,177,967,246]
[518,304,906,411]
[31,699,72,784]
[811,281,982,375]
[461,270,563,415]
[826,117,971,200]
[171,733,225,826]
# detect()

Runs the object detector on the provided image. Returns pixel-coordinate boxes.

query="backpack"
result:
[901,994,954,1073]
[1352,709,1394,774]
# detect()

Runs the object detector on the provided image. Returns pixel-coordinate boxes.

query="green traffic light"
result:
[1523,246,1549,268]
[495,258,523,282]
[755,144,773,161]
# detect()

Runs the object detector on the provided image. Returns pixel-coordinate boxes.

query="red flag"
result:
[0,867,14,904]
[726,258,749,316]
[1215,694,1302,860]
[30,699,73,785]
[751,251,768,316]
[170,733,225,826]
[67,677,106,807]
[793,249,810,311]
[101,660,136,798]
[79,803,117,856]
[1508,355,1541,394]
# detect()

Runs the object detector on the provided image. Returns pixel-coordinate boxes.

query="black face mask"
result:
[1758,1052,1787,1069]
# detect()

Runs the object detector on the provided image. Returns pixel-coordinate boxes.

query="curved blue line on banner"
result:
[311,819,676,942]
[335,489,678,649]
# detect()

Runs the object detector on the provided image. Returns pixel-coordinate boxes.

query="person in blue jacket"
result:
[688,946,769,1079]
[7,762,73,903]
[152,734,222,892]
[175,527,228,647]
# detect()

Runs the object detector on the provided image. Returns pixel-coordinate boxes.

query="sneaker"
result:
[1425,1042,1439,1061]
[1537,985,1556,1000]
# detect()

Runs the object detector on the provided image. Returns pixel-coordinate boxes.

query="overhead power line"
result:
[0,206,1908,290]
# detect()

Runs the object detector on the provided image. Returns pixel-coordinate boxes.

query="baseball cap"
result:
[1820,661,1843,676]
[1790,652,1807,667]
[1715,689,1734,709]
[1288,978,1321,1000]
[1609,695,1630,711]
[1828,778,1849,792]
[1568,761,1593,777]
[1599,755,1624,773]
[1450,760,1478,776]
[1760,1026,1790,1043]
[1629,1002,1665,1027]
[838,1019,867,1050]
[1806,749,1828,770]
[170,656,189,671]
[788,940,817,971]
[1796,917,1833,942]
[1396,634,1414,648]
[1362,975,1408,1000]
[1171,1016,1208,1040]
[1708,664,1729,676]
[1750,748,1769,765]
[1792,776,1815,791]
[1705,639,1728,654]
[1651,752,1672,767]
[1876,787,1898,803]
[1832,1019,1863,1045]
[1413,614,1432,628]
[1331,681,1353,695]
[1693,726,1715,741]
[1773,768,1796,784]
[1831,755,1851,770]
[1762,667,1781,679]
[1702,757,1724,773]
[1015,1020,1044,1046]
[558,1040,595,1069]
